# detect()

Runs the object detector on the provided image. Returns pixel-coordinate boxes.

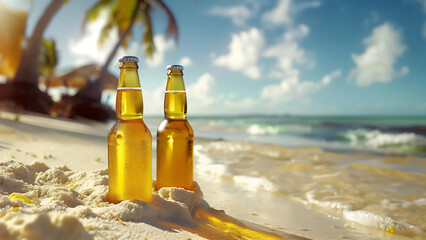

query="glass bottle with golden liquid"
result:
[107,56,152,203]
[156,65,194,191]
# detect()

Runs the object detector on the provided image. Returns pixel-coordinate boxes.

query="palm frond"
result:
[155,0,178,42]
[114,0,139,48]
[39,38,58,77]
[115,0,137,34]
[82,0,179,59]
[82,0,115,31]
[140,1,154,58]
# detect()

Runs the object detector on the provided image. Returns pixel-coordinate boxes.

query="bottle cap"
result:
[166,65,184,70]
[119,56,139,62]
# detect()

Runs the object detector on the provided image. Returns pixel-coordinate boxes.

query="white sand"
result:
[0,158,211,240]
[0,111,401,240]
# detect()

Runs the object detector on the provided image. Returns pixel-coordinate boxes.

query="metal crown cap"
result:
[119,56,139,62]
[167,65,184,70]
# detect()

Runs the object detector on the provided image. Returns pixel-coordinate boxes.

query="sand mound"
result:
[0,160,208,240]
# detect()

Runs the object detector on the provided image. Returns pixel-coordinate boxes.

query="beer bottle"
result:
[156,65,194,191]
[107,56,152,203]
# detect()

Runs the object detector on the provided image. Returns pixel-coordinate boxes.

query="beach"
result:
[0,111,424,240]
[1,0,425,239]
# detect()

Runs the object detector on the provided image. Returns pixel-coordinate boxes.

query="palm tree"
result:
[8,0,67,113]
[67,0,178,121]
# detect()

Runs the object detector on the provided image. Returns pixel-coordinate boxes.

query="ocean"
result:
[187,115,426,156]
[145,115,426,238]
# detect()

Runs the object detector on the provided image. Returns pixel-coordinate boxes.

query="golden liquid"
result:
[164,91,187,119]
[156,119,194,190]
[193,209,288,240]
[116,88,143,119]
[160,208,288,240]
[108,89,152,203]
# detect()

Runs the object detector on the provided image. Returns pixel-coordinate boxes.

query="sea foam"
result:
[246,124,280,135]
[306,190,424,236]
[233,175,278,192]
[343,210,422,236]
[194,145,233,177]
[342,128,426,150]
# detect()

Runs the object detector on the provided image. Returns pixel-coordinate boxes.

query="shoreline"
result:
[2,110,424,158]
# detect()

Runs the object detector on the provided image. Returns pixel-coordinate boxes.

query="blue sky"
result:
[4,0,426,116]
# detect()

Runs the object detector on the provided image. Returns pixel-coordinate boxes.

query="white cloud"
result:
[261,69,341,102]
[187,73,215,107]
[262,0,320,27]
[187,73,259,114]
[179,56,192,67]
[264,24,313,79]
[295,0,322,11]
[258,1,334,104]
[262,0,292,26]
[214,28,264,79]
[209,5,253,26]
[321,69,341,85]
[68,10,139,66]
[348,23,408,86]
[68,10,111,65]
[145,35,175,67]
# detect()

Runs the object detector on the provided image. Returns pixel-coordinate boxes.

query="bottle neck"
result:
[116,61,143,120]
[118,61,140,88]
[164,69,187,119]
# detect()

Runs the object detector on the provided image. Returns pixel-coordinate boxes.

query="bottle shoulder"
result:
[108,119,152,139]
[157,119,194,137]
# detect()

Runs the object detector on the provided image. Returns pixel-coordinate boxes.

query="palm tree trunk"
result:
[76,1,140,102]
[14,0,66,84]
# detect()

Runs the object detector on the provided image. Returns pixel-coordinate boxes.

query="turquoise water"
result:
[183,115,426,156]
